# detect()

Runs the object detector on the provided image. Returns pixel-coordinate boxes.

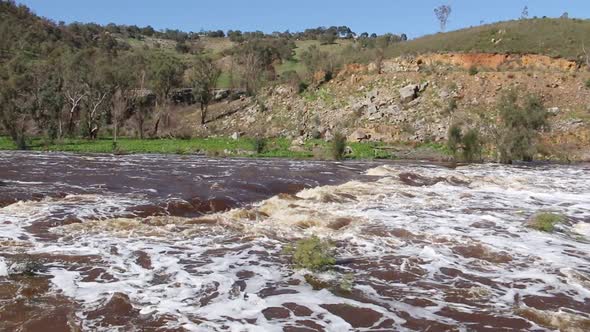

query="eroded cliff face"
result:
[181,53,590,160]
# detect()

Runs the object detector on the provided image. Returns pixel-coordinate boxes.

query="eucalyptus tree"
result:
[186,57,220,125]
[147,51,184,136]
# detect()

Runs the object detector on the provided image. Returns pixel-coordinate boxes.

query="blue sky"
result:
[16,0,590,38]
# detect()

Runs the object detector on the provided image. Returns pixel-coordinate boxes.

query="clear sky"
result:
[16,0,590,39]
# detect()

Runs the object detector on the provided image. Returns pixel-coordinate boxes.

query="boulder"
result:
[547,107,560,115]
[367,105,383,121]
[291,136,305,146]
[213,89,230,101]
[230,132,242,140]
[348,129,370,142]
[382,105,401,116]
[399,84,419,102]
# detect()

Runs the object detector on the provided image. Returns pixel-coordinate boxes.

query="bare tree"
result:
[434,5,452,32]
[186,58,221,125]
[64,89,85,136]
[235,51,264,95]
[84,90,108,139]
[520,6,529,19]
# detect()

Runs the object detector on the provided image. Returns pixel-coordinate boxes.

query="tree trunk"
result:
[200,103,206,125]
[138,112,144,139]
[67,110,75,136]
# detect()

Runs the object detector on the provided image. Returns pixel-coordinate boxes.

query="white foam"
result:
[0,257,7,277]
[573,222,590,237]
[2,162,590,330]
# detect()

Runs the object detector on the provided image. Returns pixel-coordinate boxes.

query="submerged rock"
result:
[516,307,590,332]
[87,293,139,326]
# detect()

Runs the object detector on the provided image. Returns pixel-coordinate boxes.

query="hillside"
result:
[388,18,590,61]
[2,0,590,161]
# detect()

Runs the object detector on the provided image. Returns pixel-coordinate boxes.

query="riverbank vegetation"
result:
[1,1,587,164]
[0,136,436,160]
[447,90,550,164]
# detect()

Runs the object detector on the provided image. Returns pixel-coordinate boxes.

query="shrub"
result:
[462,128,482,162]
[585,78,590,89]
[253,137,267,154]
[447,123,462,156]
[331,132,347,160]
[496,91,549,163]
[469,66,479,75]
[444,98,458,115]
[526,212,565,232]
[284,236,336,271]
[447,124,482,162]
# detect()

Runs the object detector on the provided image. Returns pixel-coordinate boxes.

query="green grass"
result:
[216,72,233,89]
[276,39,354,76]
[0,136,394,160]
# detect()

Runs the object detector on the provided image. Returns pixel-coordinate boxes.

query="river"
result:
[0,151,589,331]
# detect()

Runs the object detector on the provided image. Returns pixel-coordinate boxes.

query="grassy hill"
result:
[388,18,590,60]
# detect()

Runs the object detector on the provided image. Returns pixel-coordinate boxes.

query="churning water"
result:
[0,151,589,331]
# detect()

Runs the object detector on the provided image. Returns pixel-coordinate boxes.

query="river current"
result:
[0,151,589,331]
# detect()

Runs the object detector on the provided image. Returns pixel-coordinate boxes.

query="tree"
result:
[81,53,117,139]
[496,91,549,163]
[0,56,39,149]
[34,60,64,141]
[522,7,531,19]
[186,57,221,125]
[147,52,184,136]
[61,51,89,137]
[235,50,264,95]
[319,32,336,45]
[434,5,452,32]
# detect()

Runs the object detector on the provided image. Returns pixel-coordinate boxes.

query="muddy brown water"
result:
[0,151,589,331]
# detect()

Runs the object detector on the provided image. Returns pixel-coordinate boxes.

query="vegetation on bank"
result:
[1,1,584,165]
[447,90,551,164]
[0,136,444,160]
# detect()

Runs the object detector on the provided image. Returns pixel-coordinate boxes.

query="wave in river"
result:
[0,154,589,331]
